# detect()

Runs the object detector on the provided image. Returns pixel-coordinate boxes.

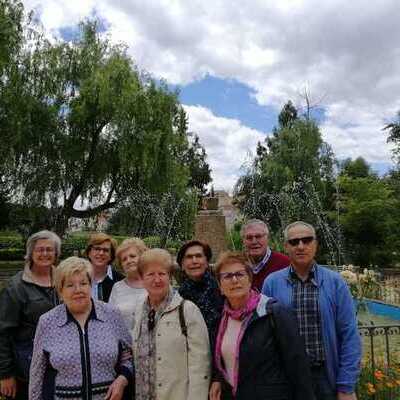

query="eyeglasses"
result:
[244,234,266,242]
[91,246,111,254]
[287,236,315,247]
[34,247,55,254]
[219,270,248,282]
[148,309,156,331]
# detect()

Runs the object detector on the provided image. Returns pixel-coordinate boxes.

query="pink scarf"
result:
[214,289,261,395]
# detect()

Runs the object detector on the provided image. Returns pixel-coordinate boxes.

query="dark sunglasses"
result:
[148,309,156,331]
[287,236,315,246]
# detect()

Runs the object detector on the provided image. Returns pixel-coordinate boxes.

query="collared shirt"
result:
[91,265,114,300]
[289,264,325,366]
[252,247,272,274]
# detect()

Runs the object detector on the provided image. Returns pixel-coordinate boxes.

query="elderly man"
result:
[241,219,289,290]
[262,221,361,400]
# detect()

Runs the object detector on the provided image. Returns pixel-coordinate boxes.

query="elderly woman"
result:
[133,248,211,400]
[29,257,133,400]
[209,251,316,400]
[109,238,148,329]
[0,230,61,400]
[177,240,223,339]
[85,233,123,302]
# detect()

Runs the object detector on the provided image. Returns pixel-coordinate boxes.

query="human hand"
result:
[0,377,17,398]
[104,375,128,400]
[338,392,357,400]
[209,381,221,400]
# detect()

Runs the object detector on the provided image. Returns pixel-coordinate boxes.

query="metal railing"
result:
[358,323,400,399]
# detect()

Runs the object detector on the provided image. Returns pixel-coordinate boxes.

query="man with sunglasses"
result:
[262,221,361,400]
[241,219,290,291]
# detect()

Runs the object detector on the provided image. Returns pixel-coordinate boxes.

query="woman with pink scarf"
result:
[209,251,315,400]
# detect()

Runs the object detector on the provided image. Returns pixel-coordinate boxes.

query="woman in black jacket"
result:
[0,230,61,400]
[209,251,315,400]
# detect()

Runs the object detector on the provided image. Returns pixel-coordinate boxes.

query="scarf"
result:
[252,247,272,274]
[179,270,223,334]
[214,289,261,395]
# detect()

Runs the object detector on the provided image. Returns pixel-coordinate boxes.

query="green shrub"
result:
[0,248,25,261]
[0,235,24,250]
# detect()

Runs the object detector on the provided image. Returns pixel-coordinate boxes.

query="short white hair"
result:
[241,219,269,238]
[283,221,316,242]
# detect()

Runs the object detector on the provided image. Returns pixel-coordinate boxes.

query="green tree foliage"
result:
[174,107,212,195]
[340,157,373,178]
[338,175,400,267]
[234,101,337,261]
[384,111,400,163]
[1,19,208,236]
[0,0,23,72]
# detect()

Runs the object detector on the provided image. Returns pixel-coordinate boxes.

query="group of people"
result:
[0,219,362,400]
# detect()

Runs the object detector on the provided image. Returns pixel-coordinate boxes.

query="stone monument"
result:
[194,193,227,261]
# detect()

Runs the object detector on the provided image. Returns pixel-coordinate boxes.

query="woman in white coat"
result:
[133,248,211,400]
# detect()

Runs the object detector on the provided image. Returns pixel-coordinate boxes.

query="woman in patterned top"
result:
[29,257,133,400]
[133,248,211,400]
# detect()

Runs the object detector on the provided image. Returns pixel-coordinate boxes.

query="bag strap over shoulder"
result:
[178,299,188,337]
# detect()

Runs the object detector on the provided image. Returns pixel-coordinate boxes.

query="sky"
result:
[22,0,400,191]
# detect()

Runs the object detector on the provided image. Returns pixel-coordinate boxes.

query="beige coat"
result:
[133,291,211,400]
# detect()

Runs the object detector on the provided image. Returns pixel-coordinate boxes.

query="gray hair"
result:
[240,219,269,238]
[283,221,316,242]
[55,257,93,294]
[137,248,174,276]
[25,230,62,268]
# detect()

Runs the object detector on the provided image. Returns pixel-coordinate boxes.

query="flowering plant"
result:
[358,357,400,399]
[340,265,381,302]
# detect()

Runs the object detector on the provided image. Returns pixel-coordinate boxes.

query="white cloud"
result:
[184,105,266,191]
[22,0,400,181]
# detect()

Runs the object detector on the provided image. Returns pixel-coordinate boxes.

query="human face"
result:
[120,246,140,278]
[243,225,268,261]
[218,262,251,305]
[88,241,112,272]
[182,245,208,281]
[60,272,92,315]
[284,225,317,270]
[31,239,56,270]
[142,263,170,302]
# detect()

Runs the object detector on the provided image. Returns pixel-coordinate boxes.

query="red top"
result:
[252,251,290,291]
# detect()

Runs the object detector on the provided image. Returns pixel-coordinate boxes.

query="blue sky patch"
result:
[177,75,278,134]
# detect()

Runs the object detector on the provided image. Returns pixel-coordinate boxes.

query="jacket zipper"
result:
[81,327,90,400]
[74,321,91,400]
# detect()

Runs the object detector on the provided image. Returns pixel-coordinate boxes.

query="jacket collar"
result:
[286,262,324,288]
[22,263,56,286]
[255,294,273,317]
[286,263,323,287]
[163,288,183,313]
[56,299,106,327]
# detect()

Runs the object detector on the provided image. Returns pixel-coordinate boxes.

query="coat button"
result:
[158,357,162,361]
[159,383,162,387]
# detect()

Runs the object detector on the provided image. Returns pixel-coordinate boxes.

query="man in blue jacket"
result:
[262,221,361,400]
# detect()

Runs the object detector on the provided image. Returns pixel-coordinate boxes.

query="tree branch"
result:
[70,200,117,218]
